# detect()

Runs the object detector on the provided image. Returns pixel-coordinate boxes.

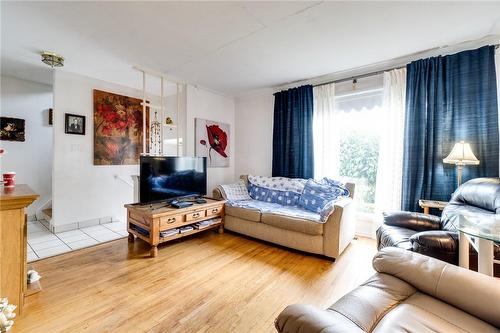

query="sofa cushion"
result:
[261,212,323,235]
[225,205,261,222]
[372,292,499,333]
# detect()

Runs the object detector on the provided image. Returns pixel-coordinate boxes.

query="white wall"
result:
[186,85,235,192]
[53,71,232,226]
[0,76,53,216]
[234,90,274,177]
[52,70,173,226]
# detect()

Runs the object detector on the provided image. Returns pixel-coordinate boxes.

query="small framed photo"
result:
[65,113,85,135]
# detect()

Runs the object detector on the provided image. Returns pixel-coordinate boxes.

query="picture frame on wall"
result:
[93,89,149,165]
[0,117,25,142]
[65,113,86,135]
[195,118,230,168]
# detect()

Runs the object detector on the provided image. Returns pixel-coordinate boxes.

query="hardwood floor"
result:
[14,232,377,333]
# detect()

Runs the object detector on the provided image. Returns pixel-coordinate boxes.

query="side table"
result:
[418,199,448,214]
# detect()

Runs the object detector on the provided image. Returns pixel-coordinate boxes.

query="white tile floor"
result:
[27,219,128,262]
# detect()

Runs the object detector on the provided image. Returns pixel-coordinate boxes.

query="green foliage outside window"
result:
[339,133,380,213]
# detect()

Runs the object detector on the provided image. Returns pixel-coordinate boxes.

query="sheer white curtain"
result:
[374,68,407,220]
[313,83,339,179]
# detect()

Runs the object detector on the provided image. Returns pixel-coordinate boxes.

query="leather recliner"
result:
[275,247,500,333]
[376,177,500,275]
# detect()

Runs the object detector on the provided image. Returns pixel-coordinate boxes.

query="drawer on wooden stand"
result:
[159,215,184,230]
[206,206,222,217]
[186,210,206,222]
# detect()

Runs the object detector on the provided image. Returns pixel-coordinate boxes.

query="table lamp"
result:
[443,141,480,186]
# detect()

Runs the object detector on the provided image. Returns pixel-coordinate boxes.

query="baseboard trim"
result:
[51,217,118,233]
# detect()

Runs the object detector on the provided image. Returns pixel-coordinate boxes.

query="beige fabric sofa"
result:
[213,175,356,260]
[275,247,500,333]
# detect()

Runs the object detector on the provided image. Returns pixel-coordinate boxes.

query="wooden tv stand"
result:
[125,198,226,257]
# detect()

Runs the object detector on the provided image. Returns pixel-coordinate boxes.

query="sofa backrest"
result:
[449,177,500,213]
[239,175,355,199]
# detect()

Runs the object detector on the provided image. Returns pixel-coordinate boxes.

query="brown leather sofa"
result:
[214,175,356,260]
[275,247,500,333]
[377,177,500,275]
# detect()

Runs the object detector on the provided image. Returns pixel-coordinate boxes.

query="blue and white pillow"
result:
[320,177,350,197]
[299,179,349,213]
[248,183,301,207]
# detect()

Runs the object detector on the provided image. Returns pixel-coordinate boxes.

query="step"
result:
[42,208,52,218]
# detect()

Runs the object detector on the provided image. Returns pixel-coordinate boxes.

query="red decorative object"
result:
[3,172,16,187]
[206,125,228,158]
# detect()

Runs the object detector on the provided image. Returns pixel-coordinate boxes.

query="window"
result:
[335,89,383,213]
[313,74,384,215]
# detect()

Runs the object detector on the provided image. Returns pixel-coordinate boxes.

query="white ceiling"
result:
[2,1,500,96]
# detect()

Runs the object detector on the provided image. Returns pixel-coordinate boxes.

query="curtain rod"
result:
[313,43,499,88]
[314,67,403,87]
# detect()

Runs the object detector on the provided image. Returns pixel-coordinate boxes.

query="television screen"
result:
[140,156,207,204]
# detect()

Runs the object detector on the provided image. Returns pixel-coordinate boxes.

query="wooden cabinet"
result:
[125,198,226,258]
[0,185,39,315]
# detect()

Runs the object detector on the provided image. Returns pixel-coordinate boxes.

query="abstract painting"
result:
[93,89,148,165]
[0,117,25,142]
[195,118,230,167]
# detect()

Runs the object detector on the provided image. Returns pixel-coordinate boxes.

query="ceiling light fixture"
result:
[41,51,64,68]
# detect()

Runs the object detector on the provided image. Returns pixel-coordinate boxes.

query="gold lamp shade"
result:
[443,141,479,186]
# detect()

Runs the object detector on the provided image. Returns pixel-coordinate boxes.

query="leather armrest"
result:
[409,231,458,264]
[275,304,364,333]
[383,211,441,231]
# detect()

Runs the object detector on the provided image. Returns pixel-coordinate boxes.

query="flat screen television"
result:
[139,156,207,204]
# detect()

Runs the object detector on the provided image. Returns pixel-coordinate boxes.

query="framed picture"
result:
[65,113,85,135]
[195,118,230,167]
[0,117,25,142]
[93,89,149,165]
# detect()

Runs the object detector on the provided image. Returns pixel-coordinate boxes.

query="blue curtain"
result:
[272,85,314,179]
[402,46,499,212]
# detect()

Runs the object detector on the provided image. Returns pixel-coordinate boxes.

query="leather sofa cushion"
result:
[376,224,416,251]
[373,247,500,328]
[225,205,261,222]
[328,273,416,331]
[373,292,499,333]
[261,212,323,235]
